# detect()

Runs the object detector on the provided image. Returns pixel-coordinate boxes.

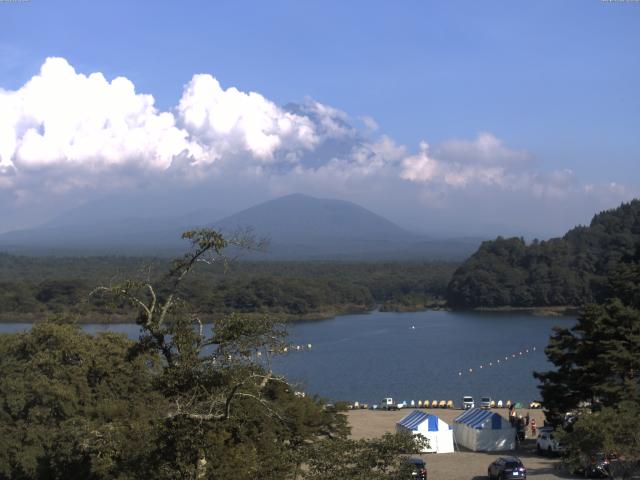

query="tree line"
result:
[0,256,456,321]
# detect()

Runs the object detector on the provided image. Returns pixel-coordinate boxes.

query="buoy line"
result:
[456,346,538,377]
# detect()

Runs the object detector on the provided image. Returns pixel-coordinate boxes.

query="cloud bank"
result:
[0,57,635,236]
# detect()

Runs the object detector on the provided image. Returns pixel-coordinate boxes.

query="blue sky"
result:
[1,0,639,236]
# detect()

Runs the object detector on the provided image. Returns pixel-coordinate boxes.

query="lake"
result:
[0,309,574,406]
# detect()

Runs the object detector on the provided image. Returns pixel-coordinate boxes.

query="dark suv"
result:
[403,457,427,479]
[488,457,526,480]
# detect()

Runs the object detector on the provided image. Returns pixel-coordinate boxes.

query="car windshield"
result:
[481,397,490,402]
[406,459,425,469]
[463,397,473,401]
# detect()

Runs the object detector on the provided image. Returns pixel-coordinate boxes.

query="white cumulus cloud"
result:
[400,139,508,188]
[178,74,318,163]
[0,57,199,174]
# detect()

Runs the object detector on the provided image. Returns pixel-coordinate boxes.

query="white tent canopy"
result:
[396,410,455,453]
[453,408,515,452]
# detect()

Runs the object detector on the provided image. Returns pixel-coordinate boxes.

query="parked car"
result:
[462,395,475,409]
[402,457,427,479]
[487,457,527,480]
[536,431,565,456]
[480,396,492,409]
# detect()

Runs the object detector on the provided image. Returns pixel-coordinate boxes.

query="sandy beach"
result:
[347,408,574,480]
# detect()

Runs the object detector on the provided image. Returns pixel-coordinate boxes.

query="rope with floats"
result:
[457,346,538,377]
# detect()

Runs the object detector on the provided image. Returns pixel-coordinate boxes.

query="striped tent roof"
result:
[397,410,444,432]
[454,408,508,430]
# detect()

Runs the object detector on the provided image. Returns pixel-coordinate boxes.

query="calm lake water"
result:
[1,310,574,406]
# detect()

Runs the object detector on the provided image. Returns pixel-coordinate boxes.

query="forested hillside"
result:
[446,200,640,308]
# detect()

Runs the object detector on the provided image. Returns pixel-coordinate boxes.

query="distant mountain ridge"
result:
[0,205,226,255]
[213,194,480,260]
[446,199,640,308]
[0,193,481,260]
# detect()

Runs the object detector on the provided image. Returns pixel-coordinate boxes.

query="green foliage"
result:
[534,253,640,422]
[447,200,640,307]
[0,322,163,479]
[534,297,640,423]
[300,431,428,480]
[535,239,640,478]
[559,402,640,479]
[0,229,422,479]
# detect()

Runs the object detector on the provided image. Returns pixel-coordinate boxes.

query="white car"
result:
[462,396,474,409]
[536,431,565,455]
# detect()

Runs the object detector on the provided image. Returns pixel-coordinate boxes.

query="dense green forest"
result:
[447,200,640,308]
[0,254,456,322]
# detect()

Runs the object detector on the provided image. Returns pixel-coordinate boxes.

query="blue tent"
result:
[397,410,443,431]
[453,409,515,451]
[396,410,454,453]
[454,408,505,429]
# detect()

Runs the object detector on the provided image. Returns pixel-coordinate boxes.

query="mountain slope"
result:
[446,199,640,308]
[211,194,479,259]
[215,193,416,244]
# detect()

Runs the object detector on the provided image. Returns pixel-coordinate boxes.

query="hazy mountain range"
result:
[0,194,482,260]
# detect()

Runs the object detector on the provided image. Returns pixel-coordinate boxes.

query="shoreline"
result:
[0,305,373,325]
[0,303,578,324]
[473,305,580,316]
